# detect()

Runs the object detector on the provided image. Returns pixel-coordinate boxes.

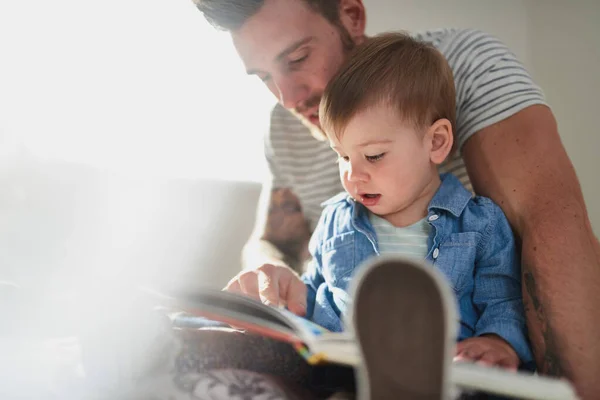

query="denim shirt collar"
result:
[428,173,473,217]
[321,173,472,220]
[321,191,349,207]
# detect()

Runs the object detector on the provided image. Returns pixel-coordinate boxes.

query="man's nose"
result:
[274,76,309,110]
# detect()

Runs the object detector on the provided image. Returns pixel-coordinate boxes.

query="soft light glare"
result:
[0,0,276,182]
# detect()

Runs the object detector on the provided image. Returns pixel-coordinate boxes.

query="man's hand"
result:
[455,335,519,370]
[224,263,308,316]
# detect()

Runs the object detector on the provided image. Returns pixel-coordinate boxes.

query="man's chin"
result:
[291,110,327,141]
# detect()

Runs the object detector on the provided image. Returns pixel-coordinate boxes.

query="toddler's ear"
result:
[428,119,454,165]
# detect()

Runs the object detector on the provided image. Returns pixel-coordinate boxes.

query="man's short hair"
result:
[320,32,456,141]
[193,0,341,31]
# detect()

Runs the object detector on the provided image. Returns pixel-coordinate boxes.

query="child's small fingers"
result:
[455,345,483,361]
[455,348,472,358]
[497,357,519,371]
[476,350,502,366]
[456,339,484,354]
[453,354,472,363]
[257,269,282,306]
[239,273,262,301]
[286,279,307,316]
[224,279,242,293]
[455,340,469,353]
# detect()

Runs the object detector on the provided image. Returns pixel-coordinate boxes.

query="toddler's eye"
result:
[365,153,385,162]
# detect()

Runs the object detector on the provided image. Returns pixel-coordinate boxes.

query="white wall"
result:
[364,0,533,70]
[365,0,599,234]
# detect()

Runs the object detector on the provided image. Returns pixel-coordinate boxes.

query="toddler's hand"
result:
[224,263,307,316]
[454,334,519,370]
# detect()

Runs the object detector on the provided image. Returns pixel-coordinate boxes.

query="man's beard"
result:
[291,94,326,141]
[292,25,357,141]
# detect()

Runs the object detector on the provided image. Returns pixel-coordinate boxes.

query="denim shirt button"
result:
[433,248,440,259]
[428,214,439,222]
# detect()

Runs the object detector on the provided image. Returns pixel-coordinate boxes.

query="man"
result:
[195,0,600,398]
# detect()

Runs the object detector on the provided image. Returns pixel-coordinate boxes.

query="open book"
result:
[142,287,578,400]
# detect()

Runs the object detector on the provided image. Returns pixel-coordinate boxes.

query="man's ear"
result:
[338,0,366,42]
[427,118,454,165]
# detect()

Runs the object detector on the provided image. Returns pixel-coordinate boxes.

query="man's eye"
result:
[336,155,349,163]
[289,54,308,66]
[365,153,385,162]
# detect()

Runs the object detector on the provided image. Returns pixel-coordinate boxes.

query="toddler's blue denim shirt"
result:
[301,173,533,365]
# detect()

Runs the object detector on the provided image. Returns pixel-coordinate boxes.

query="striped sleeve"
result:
[441,29,547,150]
[264,105,291,189]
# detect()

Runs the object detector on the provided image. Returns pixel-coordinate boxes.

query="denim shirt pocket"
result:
[321,231,355,291]
[435,232,479,292]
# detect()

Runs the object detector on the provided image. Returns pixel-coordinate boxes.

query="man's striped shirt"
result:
[265,29,546,230]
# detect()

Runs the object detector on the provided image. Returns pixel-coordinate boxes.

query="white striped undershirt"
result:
[265,28,546,231]
[369,213,431,260]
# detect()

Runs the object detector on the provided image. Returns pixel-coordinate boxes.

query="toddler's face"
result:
[329,105,439,224]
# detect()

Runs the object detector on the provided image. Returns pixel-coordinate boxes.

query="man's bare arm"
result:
[242,185,311,273]
[463,104,600,399]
